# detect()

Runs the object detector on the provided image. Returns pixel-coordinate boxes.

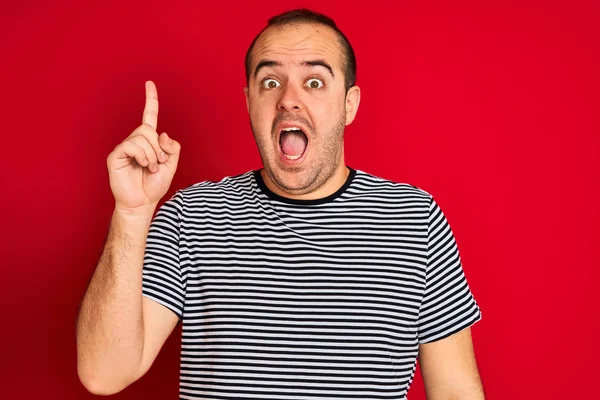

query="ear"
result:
[344,85,361,126]
[244,87,249,114]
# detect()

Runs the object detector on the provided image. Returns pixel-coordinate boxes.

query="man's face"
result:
[245,23,360,196]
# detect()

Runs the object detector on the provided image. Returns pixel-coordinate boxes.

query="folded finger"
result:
[136,124,168,163]
[129,135,159,173]
[112,140,149,168]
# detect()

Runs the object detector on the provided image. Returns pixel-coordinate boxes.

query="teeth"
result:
[284,153,302,160]
[282,127,301,131]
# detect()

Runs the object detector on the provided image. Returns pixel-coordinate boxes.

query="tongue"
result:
[280,131,307,156]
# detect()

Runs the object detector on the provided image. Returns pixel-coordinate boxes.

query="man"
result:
[76,8,484,399]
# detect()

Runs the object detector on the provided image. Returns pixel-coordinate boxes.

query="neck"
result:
[261,162,350,201]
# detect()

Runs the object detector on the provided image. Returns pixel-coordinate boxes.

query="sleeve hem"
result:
[418,310,482,344]
[142,292,183,322]
[415,195,435,322]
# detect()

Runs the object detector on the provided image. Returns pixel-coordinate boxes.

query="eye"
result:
[306,78,324,89]
[262,78,281,89]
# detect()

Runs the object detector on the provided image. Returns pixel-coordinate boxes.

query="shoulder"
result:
[161,171,258,215]
[350,168,433,204]
[175,170,256,199]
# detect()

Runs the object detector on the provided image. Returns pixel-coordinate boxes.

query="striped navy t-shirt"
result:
[142,167,482,400]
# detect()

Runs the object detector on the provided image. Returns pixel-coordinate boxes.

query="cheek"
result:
[250,96,275,128]
[310,99,343,131]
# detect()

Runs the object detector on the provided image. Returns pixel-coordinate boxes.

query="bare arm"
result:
[76,81,182,395]
[418,327,485,400]
[76,207,179,394]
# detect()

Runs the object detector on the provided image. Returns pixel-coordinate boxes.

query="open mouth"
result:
[279,127,308,161]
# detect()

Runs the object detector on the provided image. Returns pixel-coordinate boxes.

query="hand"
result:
[106,81,181,211]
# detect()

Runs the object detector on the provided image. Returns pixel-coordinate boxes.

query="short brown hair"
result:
[245,8,357,92]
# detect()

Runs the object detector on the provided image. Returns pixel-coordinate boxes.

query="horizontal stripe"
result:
[142,168,482,399]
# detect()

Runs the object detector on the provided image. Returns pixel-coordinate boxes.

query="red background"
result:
[1,0,598,398]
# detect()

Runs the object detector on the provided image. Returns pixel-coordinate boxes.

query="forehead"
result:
[251,23,343,73]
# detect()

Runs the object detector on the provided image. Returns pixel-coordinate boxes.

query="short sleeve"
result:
[142,190,185,321]
[417,197,482,343]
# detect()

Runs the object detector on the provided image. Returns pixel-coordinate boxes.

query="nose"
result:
[277,82,303,112]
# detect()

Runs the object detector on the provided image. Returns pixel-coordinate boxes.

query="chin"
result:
[266,162,318,194]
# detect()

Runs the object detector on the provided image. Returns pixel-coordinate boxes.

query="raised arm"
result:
[76,81,182,394]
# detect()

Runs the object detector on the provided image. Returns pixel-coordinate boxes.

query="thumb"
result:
[159,132,181,169]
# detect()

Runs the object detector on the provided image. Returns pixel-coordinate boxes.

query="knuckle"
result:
[130,135,148,147]
[137,127,160,146]
[139,123,157,133]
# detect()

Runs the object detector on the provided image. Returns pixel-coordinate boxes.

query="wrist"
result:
[113,204,157,227]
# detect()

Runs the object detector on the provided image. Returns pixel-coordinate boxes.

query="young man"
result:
[77,9,484,399]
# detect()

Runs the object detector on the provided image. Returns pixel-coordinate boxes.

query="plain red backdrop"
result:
[1,0,598,398]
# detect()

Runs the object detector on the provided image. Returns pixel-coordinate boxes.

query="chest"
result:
[181,207,428,341]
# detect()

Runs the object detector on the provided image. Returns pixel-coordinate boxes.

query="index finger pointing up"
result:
[143,80,159,131]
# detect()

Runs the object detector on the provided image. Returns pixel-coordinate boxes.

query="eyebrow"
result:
[253,59,335,79]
